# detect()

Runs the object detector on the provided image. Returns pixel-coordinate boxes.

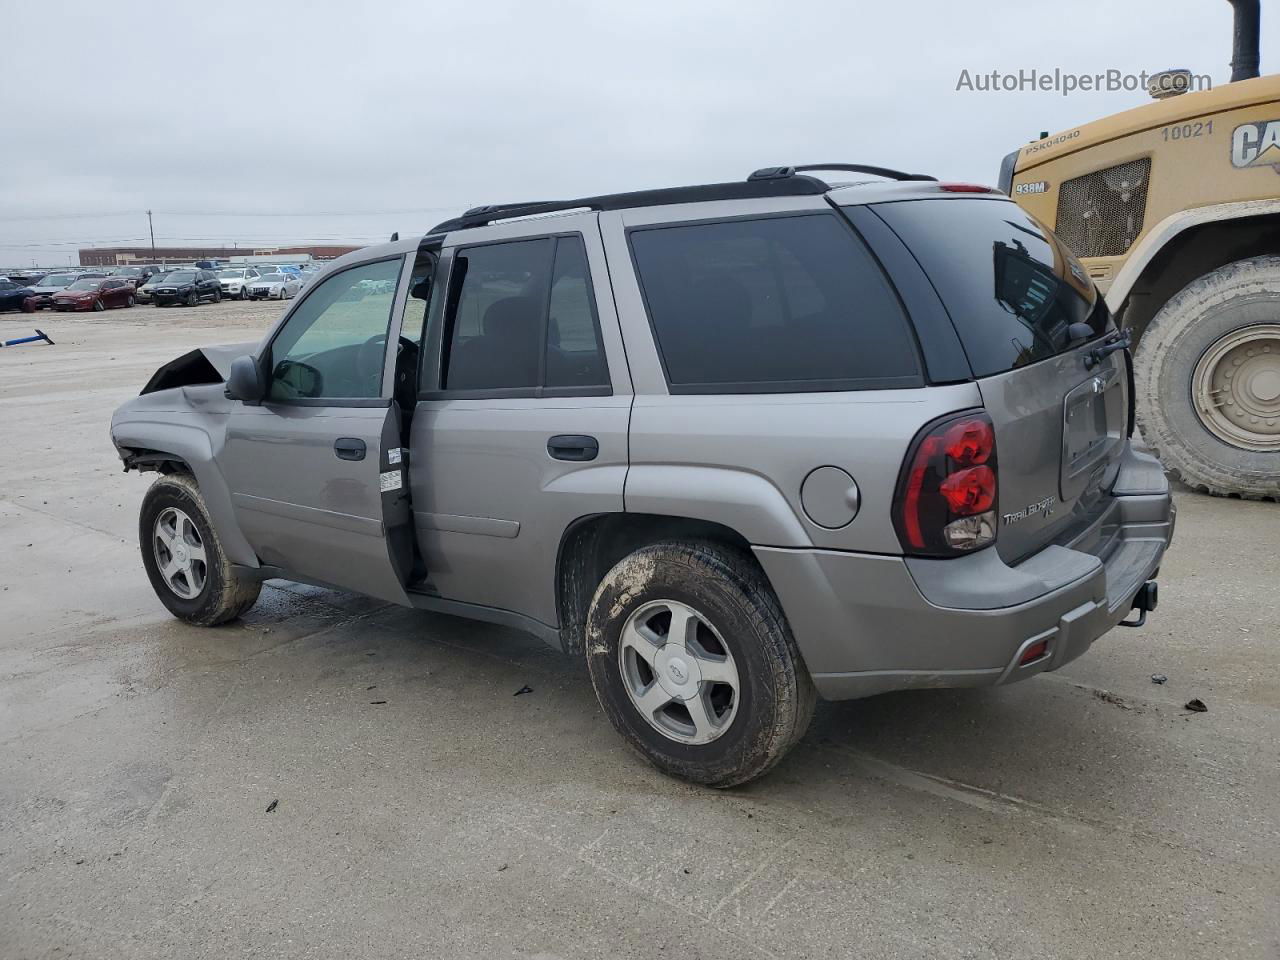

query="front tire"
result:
[139,473,261,626]
[1134,256,1280,499]
[185,290,197,307]
[212,289,221,303]
[239,286,249,300]
[585,541,815,788]
[93,298,104,312]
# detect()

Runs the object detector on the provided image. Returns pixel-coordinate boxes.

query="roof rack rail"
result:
[431,174,831,232]
[748,163,937,183]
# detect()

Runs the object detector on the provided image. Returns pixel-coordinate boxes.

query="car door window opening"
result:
[437,234,611,397]
[266,257,405,403]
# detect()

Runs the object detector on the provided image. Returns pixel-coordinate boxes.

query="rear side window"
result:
[441,235,610,393]
[628,214,921,392]
[871,198,1108,378]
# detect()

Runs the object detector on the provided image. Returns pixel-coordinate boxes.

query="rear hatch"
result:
[870,196,1127,561]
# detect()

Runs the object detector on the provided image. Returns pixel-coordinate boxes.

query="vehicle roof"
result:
[428,164,939,234]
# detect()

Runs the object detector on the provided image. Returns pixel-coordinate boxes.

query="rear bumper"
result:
[755,447,1175,700]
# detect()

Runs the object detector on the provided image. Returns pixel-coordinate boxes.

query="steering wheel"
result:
[355,334,417,390]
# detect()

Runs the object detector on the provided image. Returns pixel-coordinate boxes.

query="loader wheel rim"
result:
[1193,323,1280,451]
[618,599,740,745]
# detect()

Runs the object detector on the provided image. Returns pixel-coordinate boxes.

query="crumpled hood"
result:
[141,341,257,393]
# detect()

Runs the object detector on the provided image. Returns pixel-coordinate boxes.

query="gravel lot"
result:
[2,302,1278,959]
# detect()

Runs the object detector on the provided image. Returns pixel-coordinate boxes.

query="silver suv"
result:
[111,164,1175,787]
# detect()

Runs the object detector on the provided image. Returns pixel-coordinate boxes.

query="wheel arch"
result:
[114,422,258,567]
[554,513,759,656]
[1109,201,1280,343]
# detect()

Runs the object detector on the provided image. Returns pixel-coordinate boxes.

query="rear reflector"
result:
[1020,639,1049,664]
[893,411,999,557]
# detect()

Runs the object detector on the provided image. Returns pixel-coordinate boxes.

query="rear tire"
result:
[139,473,261,626]
[585,541,815,788]
[1134,256,1280,500]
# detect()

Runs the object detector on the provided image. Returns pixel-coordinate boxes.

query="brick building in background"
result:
[78,244,362,266]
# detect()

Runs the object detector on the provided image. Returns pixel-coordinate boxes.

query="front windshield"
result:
[165,272,196,283]
[42,274,75,286]
[67,280,101,291]
[217,269,245,279]
[257,273,287,282]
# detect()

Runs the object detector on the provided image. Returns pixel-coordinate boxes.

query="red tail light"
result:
[894,411,999,557]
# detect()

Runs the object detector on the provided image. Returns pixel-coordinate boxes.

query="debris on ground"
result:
[1151,674,1168,684]
[1093,688,1133,710]
[514,685,534,696]
[1184,698,1208,713]
[370,700,388,705]
[265,799,279,813]
[497,863,508,872]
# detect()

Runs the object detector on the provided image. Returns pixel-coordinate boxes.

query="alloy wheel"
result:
[618,599,740,745]
[152,506,208,599]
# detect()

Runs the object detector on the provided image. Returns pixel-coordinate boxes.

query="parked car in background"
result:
[4,272,47,286]
[246,271,301,300]
[25,272,81,309]
[151,269,222,307]
[0,279,36,312]
[215,267,260,300]
[135,272,173,304]
[109,266,160,286]
[51,277,136,312]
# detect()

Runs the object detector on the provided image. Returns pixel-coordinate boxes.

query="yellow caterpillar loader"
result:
[1001,0,1279,498]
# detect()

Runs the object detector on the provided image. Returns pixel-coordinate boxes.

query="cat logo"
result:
[1231,120,1280,170]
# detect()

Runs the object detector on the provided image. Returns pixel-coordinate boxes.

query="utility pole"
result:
[147,209,156,262]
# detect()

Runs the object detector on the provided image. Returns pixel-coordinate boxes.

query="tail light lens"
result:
[894,411,998,557]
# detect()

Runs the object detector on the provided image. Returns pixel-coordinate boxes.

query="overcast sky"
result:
[0,0,1263,267]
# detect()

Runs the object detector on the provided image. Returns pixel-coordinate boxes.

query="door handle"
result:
[334,437,366,461]
[547,435,599,462]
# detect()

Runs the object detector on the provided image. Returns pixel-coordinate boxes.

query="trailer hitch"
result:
[1118,580,1159,628]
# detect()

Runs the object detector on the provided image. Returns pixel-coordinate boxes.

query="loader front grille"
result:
[1054,158,1151,259]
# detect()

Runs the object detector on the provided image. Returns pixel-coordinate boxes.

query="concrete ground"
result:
[1,302,1278,960]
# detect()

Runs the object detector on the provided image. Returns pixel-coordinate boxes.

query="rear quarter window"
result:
[628,213,922,393]
[869,197,1108,378]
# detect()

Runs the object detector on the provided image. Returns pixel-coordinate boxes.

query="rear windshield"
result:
[628,213,921,393]
[871,198,1107,377]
